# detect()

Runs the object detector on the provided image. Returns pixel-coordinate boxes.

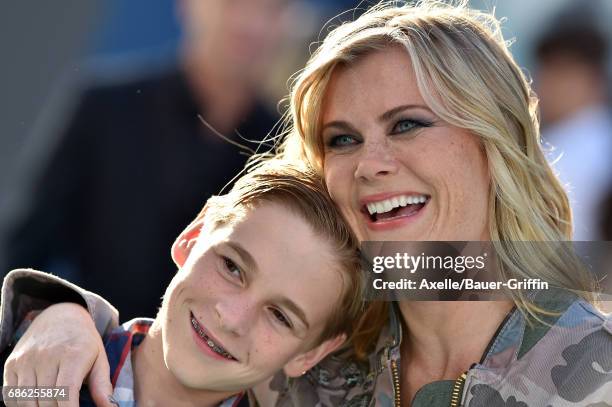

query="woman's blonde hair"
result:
[267,0,598,357]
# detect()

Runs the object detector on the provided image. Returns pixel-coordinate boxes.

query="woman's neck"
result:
[397,301,514,405]
[398,301,514,378]
[132,320,234,407]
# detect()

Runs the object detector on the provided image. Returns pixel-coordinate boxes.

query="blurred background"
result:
[1,0,611,318]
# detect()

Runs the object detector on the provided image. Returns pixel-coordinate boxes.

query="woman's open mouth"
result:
[190,312,238,362]
[362,193,430,223]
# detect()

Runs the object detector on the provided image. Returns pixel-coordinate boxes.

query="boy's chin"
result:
[166,354,260,393]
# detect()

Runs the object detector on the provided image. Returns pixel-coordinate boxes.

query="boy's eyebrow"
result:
[278,298,310,330]
[226,242,258,272]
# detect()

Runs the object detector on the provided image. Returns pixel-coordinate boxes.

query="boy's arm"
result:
[0,269,119,353]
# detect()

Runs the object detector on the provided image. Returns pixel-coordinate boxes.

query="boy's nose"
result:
[214,298,253,336]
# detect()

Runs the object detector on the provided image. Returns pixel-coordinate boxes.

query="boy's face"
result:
[159,201,347,392]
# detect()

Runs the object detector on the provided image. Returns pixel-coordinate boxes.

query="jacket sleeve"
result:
[0,268,119,353]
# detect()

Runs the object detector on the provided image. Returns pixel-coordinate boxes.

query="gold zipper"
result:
[449,372,467,407]
[390,359,401,407]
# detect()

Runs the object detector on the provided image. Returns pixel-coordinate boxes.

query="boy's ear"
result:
[283,333,346,378]
[171,206,208,267]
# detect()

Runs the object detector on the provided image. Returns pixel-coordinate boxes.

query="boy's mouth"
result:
[190,312,237,361]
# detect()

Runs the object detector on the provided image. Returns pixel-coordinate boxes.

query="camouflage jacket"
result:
[277,291,612,406]
[2,270,612,406]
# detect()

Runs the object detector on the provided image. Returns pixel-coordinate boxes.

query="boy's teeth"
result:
[366,194,428,215]
[191,316,234,360]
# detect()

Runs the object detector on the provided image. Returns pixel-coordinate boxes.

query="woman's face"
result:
[321,47,491,242]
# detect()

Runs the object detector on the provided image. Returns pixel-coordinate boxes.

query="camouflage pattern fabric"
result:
[282,294,612,406]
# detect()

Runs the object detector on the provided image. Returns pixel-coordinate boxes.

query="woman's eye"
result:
[392,119,418,133]
[222,257,242,280]
[327,134,358,148]
[391,119,432,134]
[270,308,292,329]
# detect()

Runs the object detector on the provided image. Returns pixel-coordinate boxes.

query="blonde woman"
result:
[3,1,611,406]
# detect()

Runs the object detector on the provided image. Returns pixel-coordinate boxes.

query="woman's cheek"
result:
[324,164,349,206]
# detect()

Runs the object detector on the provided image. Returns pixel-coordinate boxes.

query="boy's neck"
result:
[132,319,238,407]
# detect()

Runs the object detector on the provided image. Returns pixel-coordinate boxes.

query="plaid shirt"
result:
[2,271,251,406]
[80,318,247,407]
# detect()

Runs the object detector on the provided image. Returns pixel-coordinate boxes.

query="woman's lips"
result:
[190,312,238,362]
[359,192,430,232]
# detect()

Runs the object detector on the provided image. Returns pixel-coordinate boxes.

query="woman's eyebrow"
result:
[321,120,359,134]
[322,104,433,131]
[277,297,310,330]
[378,104,432,122]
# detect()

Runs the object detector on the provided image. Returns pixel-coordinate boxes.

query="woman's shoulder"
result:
[517,290,611,354]
[491,294,612,370]
[543,299,612,392]
[280,348,376,406]
[534,298,612,352]
[280,307,401,406]
[469,298,612,405]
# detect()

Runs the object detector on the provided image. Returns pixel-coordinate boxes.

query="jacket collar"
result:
[371,289,577,370]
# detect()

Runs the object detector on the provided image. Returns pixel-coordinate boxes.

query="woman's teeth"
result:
[366,194,428,215]
[191,316,236,361]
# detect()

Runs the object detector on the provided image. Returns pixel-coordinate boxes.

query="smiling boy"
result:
[2,161,363,406]
[101,161,364,406]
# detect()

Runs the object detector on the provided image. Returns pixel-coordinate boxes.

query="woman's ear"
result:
[282,333,346,378]
[171,206,208,267]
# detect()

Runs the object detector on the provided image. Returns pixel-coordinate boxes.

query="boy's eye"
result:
[269,307,292,329]
[222,257,242,280]
[327,134,358,148]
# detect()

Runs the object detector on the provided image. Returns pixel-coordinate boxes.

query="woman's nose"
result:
[354,141,399,182]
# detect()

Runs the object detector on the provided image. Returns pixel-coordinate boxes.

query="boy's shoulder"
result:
[105,318,154,355]
[104,318,154,382]
[79,318,154,406]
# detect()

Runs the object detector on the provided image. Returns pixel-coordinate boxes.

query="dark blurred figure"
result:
[2,0,293,319]
[535,3,612,241]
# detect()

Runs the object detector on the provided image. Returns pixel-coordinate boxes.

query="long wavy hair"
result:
[262,0,598,358]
